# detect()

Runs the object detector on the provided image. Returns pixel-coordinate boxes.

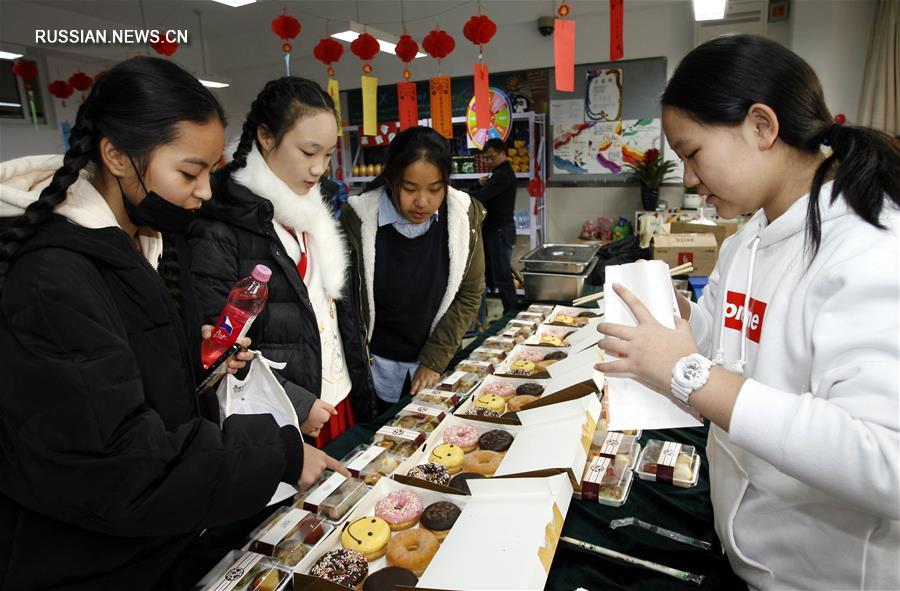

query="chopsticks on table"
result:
[571,262,694,307]
[560,536,705,586]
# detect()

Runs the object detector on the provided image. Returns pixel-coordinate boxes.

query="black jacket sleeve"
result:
[467,163,515,205]
[0,249,302,538]
[188,219,319,426]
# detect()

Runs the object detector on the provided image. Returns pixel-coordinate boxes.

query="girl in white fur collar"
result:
[189,77,377,449]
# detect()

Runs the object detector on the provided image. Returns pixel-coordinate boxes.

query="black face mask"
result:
[119,156,197,234]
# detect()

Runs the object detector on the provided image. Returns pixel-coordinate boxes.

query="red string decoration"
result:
[150,38,178,57]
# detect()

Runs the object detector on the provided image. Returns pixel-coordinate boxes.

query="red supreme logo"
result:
[724,291,767,343]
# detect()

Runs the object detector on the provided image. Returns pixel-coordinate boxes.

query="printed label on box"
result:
[417,388,460,403]
[438,371,466,390]
[656,441,682,485]
[209,551,265,591]
[376,425,424,444]
[345,446,386,477]
[302,472,347,511]
[255,508,311,551]
[581,456,611,502]
[461,360,494,371]
[403,403,445,419]
[599,432,624,459]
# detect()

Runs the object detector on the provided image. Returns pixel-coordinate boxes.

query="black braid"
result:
[224,76,336,176]
[0,103,97,292]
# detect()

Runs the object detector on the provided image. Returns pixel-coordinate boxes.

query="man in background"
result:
[469,138,517,312]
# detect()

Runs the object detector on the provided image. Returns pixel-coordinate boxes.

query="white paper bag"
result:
[217,351,299,430]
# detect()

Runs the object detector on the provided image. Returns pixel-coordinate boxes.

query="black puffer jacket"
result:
[188,172,377,426]
[0,218,302,591]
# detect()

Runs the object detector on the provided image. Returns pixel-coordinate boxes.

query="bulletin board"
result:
[547,56,667,184]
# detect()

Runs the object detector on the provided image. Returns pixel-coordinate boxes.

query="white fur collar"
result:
[349,185,472,339]
[233,146,347,299]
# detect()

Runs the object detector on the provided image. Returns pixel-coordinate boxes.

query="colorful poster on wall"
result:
[552,118,660,175]
[585,68,623,122]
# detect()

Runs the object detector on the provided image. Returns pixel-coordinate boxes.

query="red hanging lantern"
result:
[48,80,74,107]
[150,38,178,57]
[422,28,455,60]
[463,14,497,46]
[351,32,380,74]
[12,60,38,81]
[834,113,846,125]
[395,34,418,79]
[313,37,344,76]
[68,71,93,92]
[271,13,301,46]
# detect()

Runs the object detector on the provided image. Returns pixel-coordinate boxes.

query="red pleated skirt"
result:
[315,398,356,448]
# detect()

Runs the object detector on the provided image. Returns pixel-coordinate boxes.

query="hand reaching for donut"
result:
[298,443,349,490]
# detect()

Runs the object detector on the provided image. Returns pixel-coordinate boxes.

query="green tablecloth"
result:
[324,309,746,591]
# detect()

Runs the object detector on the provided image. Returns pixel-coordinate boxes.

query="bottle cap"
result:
[251,264,272,283]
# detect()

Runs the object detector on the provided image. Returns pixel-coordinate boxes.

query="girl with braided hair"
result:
[596,35,898,589]
[189,77,377,448]
[0,58,342,590]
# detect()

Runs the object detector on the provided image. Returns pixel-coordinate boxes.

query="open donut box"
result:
[292,469,574,591]
[492,344,571,380]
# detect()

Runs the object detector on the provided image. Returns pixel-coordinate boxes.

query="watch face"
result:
[683,359,702,380]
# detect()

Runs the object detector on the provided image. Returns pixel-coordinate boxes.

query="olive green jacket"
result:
[340,186,486,373]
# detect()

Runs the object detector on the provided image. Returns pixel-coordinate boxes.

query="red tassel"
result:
[554,19,576,91]
[398,81,419,131]
[610,0,624,61]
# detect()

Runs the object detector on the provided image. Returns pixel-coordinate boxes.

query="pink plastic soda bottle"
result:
[201,264,271,369]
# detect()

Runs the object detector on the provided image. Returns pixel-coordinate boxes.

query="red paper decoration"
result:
[528,177,545,198]
[395,34,418,64]
[68,72,93,92]
[313,37,344,65]
[12,60,38,81]
[271,14,301,41]
[48,80,74,101]
[463,15,497,46]
[351,32,380,62]
[150,38,178,57]
[558,1,570,17]
[422,29,456,60]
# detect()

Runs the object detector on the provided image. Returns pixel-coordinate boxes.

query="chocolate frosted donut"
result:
[419,501,462,532]
[406,463,451,486]
[363,566,419,591]
[478,429,515,452]
[578,311,599,318]
[543,351,568,361]
[448,471,485,494]
[515,382,544,397]
[310,548,368,587]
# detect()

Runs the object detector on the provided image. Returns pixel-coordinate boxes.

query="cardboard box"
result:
[652,233,718,276]
[669,220,737,247]
[293,472,573,591]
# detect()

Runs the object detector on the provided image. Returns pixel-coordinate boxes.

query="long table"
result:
[323,310,747,591]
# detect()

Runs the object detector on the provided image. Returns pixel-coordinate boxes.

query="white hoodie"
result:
[690,181,900,590]
[0,154,162,268]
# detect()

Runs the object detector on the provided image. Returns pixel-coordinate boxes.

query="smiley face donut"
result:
[340,516,391,561]
[429,443,465,474]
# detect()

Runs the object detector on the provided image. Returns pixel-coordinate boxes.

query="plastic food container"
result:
[194,550,292,591]
[413,388,461,411]
[387,402,446,434]
[589,431,641,472]
[340,444,404,486]
[467,346,507,364]
[482,336,519,352]
[437,370,480,394]
[635,439,701,488]
[247,507,333,567]
[294,472,370,523]
[455,359,495,377]
[580,455,634,507]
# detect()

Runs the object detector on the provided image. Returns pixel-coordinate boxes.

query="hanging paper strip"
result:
[327,78,342,135]
[397,81,419,131]
[361,75,378,136]
[429,76,453,139]
[554,19,576,91]
[473,63,491,129]
[610,0,624,62]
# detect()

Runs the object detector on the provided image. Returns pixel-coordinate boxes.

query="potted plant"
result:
[624,148,679,210]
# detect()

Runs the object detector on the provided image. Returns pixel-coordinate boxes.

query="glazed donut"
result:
[310,548,368,587]
[374,491,424,531]
[429,443,464,474]
[482,381,517,399]
[406,463,451,486]
[506,394,539,413]
[340,516,391,561]
[462,450,503,476]
[442,424,479,452]
[385,528,440,576]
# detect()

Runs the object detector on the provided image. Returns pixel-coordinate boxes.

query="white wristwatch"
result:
[671,353,713,406]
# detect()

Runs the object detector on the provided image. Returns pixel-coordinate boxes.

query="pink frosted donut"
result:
[483,381,517,399]
[517,350,547,362]
[443,424,480,450]
[374,491,424,530]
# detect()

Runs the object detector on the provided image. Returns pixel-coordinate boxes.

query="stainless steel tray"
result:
[520,243,601,274]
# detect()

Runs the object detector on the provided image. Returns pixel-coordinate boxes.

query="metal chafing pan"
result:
[520,243,601,274]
